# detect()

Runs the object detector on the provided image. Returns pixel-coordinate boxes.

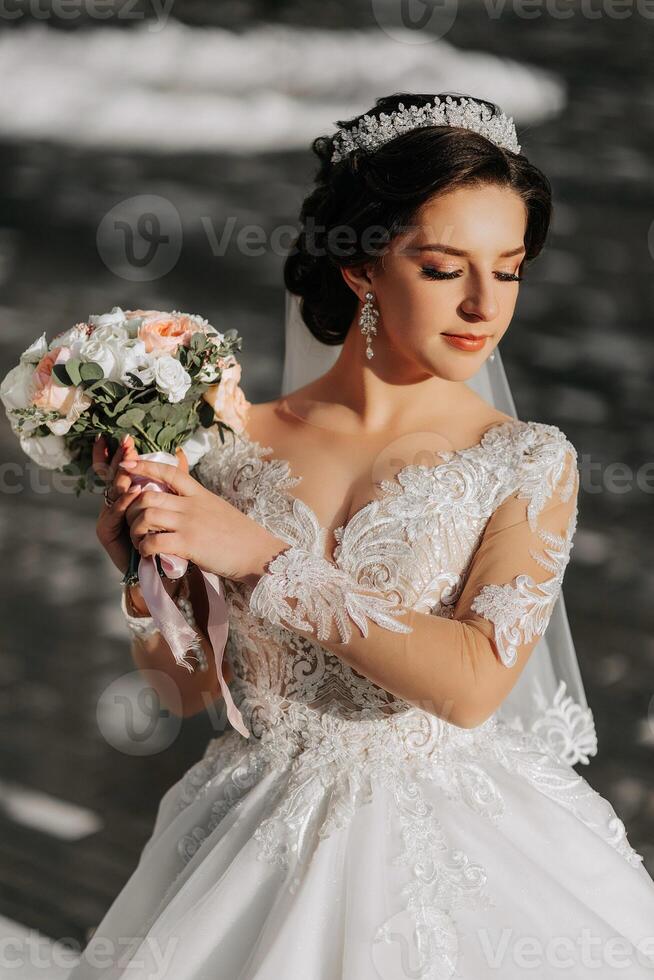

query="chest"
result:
[195,427,523,614]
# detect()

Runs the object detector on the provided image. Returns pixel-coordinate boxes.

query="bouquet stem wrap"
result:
[131,451,250,739]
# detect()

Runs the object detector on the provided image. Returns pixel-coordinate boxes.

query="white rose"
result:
[48,324,88,356]
[20,332,49,364]
[90,322,129,345]
[19,432,73,470]
[154,355,192,403]
[1,361,36,414]
[119,340,157,387]
[88,307,127,331]
[79,337,124,381]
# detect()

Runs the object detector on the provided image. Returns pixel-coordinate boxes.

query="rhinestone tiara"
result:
[330,95,521,163]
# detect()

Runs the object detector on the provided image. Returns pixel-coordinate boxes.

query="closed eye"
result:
[420,266,524,282]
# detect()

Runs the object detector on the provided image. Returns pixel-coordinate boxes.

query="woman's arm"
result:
[249,446,580,729]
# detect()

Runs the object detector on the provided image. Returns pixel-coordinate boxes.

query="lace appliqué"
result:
[249,544,413,642]
[159,690,641,980]
[470,506,578,667]
[523,677,598,766]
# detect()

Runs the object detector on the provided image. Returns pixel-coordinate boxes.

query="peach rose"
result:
[31,346,92,434]
[202,356,250,434]
[136,313,197,355]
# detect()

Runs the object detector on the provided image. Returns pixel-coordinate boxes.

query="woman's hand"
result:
[120,457,287,584]
[93,434,142,575]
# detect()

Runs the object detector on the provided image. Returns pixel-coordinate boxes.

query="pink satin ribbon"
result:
[129,450,250,739]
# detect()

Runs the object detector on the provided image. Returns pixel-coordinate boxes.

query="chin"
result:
[427,357,488,383]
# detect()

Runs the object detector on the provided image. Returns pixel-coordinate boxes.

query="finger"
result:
[107,437,130,485]
[138,531,185,559]
[130,508,180,545]
[101,483,142,522]
[124,490,183,526]
[109,435,142,496]
[118,458,199,497]
[123,434,139,459]
[175,446,190,474]
[92,436,111,482]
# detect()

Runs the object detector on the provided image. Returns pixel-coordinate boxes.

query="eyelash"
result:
[420,266,524,282]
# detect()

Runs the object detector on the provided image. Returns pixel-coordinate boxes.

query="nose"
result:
[459,275,500,323]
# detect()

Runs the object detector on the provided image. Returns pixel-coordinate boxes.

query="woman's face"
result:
[359,183,528,381]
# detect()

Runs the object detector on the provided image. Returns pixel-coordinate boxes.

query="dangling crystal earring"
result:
[489,350,496,363]
[359,291,379,360]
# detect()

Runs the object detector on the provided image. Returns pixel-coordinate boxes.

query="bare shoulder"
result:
[244,397,288,443]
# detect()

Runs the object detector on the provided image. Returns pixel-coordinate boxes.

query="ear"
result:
[340,264,375,303]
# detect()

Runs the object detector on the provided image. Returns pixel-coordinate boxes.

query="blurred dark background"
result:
[0,0,652,948]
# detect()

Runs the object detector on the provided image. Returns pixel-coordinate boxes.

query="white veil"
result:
[281,289,598,767]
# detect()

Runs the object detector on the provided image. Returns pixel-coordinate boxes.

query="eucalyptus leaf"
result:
[117,408,146,426]
[51,364,73,386]
[79,361,104,382]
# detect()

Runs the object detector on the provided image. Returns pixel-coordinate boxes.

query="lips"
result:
[441,333,489,352]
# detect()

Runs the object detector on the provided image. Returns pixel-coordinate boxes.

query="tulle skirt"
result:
[65,697,654,980]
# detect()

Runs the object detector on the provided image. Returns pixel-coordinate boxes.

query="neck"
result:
[298,312,476,436]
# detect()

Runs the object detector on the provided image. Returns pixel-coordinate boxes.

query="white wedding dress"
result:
[66,417,654,980]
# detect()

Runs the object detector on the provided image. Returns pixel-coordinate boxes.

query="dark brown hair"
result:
[283,91,552,344]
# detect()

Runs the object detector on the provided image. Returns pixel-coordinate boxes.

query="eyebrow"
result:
[414,243,526,258]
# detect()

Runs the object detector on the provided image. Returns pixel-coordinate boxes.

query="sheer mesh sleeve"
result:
[452,440,580,674]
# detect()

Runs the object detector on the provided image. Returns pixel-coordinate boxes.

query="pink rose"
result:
[32,346,91,434]
[136,313,197,355]
[32,347,74,413]
[202,356,250,433]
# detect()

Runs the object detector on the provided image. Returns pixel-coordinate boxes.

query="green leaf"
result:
[158,425,176,444]
[80,361,104,382]
[199,400,215,427]
[51,364,73,386]
[65,358,82,385]
[117,408,146,427]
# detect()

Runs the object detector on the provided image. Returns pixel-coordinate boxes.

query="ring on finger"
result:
[104,485,118,508]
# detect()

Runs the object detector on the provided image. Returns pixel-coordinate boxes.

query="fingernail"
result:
[128,484,142,493]
[119,460,137,469]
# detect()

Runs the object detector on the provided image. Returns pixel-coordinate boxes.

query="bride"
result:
[74,93,654,978]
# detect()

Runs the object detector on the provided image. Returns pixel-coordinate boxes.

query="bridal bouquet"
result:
[0,306,248,585]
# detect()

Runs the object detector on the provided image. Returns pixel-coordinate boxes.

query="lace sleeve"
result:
[453,438,580,673]
[248,545,413,643]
